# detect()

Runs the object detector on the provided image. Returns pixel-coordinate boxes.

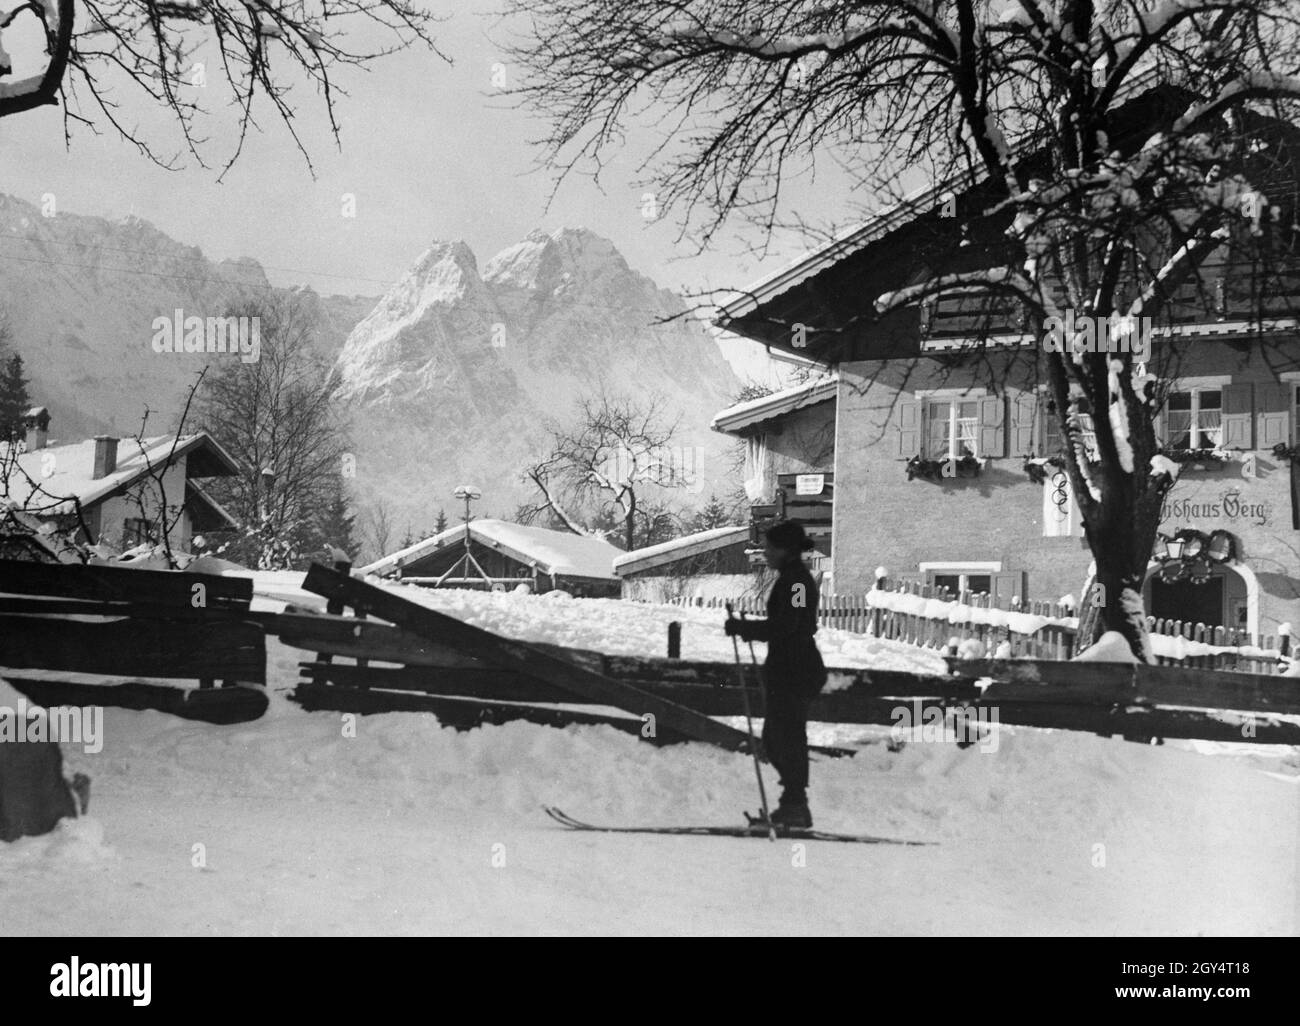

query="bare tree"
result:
[361,499,396,563]
[195,292,348,569]
[522,390,689,550]
[508,0,1300,660]
[123,367,208,566]
[0,0,443,174]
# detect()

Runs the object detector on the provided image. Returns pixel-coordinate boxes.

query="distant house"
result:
[614,525,760,603]
[360,519,622,597]
[0,408,239,557]
[710,378,837,562]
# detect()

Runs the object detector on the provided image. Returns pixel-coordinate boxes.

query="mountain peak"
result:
[483,226,629,294]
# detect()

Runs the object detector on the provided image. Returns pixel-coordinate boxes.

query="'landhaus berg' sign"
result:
[1161,489,1271,527]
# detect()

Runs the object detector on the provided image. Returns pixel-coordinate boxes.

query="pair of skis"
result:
[543,806,932,846]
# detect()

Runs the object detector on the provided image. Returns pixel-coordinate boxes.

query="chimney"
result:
[92,435,119,480]
[23,406,50,451]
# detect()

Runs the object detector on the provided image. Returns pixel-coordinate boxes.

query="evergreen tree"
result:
[434,508,448,534]
[690,493,736,533]
[319,486,358,561]
[0,353,31,443]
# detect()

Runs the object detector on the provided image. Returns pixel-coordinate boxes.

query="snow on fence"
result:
[1144,618,1290,675]
[666,582,1292,672]
[666,581,1076,659]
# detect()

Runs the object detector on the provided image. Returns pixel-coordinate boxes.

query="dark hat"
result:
[765,520,815,552]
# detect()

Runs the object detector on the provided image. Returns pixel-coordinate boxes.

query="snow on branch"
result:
[875,267,1035,314]
[1174,71,1300,133]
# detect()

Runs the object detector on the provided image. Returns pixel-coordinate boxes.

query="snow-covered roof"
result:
[613,525,751,577]
[717,68,1166,325]
[361,519,622,581]
[0,433,239,516]
[710,377,838,434]
[715,176,981,322]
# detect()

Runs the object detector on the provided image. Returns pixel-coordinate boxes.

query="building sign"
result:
[1161,489,1271,527]
[795,474,825,496]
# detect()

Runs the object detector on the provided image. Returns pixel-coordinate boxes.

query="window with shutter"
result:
[919,397,982,457]
[896,398,922,458]
[1257,383,1291,449]
[1039,390,1097,458]
[979,396,1007,458]
[1165,388,1224,449]
[1012,392,1038,455]
[1219,382,1254,450]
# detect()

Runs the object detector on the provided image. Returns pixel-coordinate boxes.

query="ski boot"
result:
[769,791,812,830]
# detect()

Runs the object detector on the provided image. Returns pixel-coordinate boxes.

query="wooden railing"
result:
[666,582,1077,659]
[665,582,1293,672]
[1144,617,1288,675]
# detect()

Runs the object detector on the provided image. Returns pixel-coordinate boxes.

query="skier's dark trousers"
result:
[725,520,827,828]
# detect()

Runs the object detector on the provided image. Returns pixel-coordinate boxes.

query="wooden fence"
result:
[668,583,1075,659]
[667,581,1291,672]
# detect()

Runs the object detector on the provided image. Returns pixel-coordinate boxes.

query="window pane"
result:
[1198,409,1223,447]
[965,575,992,595]
[1168,391,1192,410]
[932,574,960,596]
[926,401,951,456]
[956,415,979,456]
[1199,389,1222,411]
[1167,411,1193,450]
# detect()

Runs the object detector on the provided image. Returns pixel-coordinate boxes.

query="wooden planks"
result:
[3,676,269,726]
[290,682,693,743]
[0,558,253,611]
[301,564,758,753]
[0,615,266,683]
[947,658,1300,715]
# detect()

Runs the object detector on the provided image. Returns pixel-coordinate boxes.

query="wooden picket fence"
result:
[666,582,1075,659]
[1144,617,1288,674]
[666,581,1291,671]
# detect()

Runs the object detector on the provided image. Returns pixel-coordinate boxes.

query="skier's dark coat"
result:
[733,559,828,694]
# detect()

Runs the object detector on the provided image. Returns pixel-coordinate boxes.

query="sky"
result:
[0,1,865,385]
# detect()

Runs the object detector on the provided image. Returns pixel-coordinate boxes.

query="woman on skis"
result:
[724,520,828,828]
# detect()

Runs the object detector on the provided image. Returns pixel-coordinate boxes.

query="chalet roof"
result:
[710,377,838,435]
[0,433,239,516]
[361,519,622,581]
[612,525,750,577]
[716,82,1300,363]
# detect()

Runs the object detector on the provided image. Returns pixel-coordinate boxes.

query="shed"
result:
[360,519,622,598]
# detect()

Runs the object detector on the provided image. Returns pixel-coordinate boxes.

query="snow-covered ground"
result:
[2,578,1297,935]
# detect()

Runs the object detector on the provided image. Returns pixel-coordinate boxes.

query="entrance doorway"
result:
[1148,575,1226,627]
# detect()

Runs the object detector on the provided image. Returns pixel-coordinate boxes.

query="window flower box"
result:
[906,454,985,481]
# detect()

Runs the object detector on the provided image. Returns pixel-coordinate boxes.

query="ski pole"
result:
[727,601,775,841]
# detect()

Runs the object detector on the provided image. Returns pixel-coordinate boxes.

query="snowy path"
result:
[3,651,1296,935]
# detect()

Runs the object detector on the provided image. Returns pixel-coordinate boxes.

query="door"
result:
[1149,576,1226,628]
